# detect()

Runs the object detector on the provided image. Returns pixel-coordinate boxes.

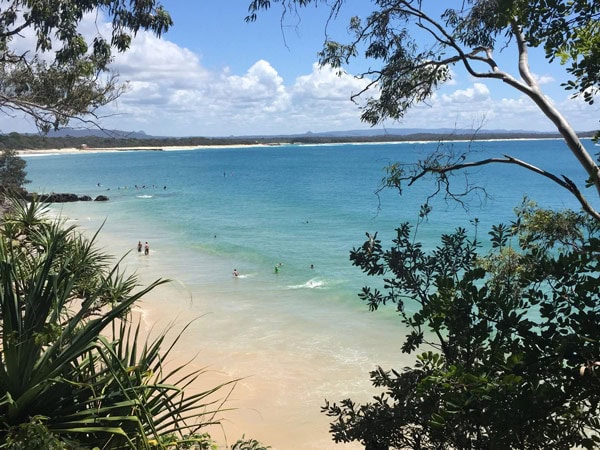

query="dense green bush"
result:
[323,200,600,448]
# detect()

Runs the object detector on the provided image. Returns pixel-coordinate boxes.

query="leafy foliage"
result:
[0,1,172,132]
[0,149,28,195]
[230,435,271,450]
[322,202,600,449]
[0,197,238,449]
[247,0,599,111]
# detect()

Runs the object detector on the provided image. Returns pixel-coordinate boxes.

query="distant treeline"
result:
[0,130,597,150]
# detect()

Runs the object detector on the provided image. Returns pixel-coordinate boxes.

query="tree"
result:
[0,198,238,449]
[0,1,172,133]
[0,149,28,195]
[247,0,600,218]
[322,202,600,449]
[247,2,600,448]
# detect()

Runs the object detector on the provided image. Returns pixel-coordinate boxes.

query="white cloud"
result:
[97,36,372,135]
[0,17,597,137]
[440,83,490,104]
[533,73,555,85]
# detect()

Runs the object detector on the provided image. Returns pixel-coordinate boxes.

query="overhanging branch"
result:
[425,155,600,221]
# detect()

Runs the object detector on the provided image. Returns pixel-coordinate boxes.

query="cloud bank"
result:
[0,18,597,137]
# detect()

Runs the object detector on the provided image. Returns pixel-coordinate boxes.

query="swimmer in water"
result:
[233,269,239,277]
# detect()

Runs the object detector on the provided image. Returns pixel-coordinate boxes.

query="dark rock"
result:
[25,192,78,202]
[54,193,79,202]
[94,195,109,202]
[24,192,108,203]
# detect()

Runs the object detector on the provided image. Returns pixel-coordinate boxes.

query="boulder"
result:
[24,192,108,203]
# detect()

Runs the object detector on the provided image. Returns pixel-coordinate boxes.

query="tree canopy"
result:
[0,0,172,133]
[247,0,599,113]
[0,149,28,194]
[323,202,600,449]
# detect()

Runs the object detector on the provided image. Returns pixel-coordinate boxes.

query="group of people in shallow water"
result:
[137,241,150,255]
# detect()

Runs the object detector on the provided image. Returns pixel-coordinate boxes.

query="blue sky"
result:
[2,1,599,137]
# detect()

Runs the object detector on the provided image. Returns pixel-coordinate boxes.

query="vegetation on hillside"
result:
[0,149,29,195]
[0,130,597,152]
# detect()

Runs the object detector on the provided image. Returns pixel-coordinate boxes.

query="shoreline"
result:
[45,204,382,450]
[17,144,262,156]
[23,140,592,450]
[15,135,580,157]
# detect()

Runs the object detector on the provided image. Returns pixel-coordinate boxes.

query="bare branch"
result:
[403,154,600,221]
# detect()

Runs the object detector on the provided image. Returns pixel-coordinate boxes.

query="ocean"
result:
[24,138,598,449]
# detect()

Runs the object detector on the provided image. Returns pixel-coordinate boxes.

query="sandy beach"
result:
[17,144,271,157]
[69,219,374,450]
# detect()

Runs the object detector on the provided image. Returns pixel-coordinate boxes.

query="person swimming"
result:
[233,269,239,277]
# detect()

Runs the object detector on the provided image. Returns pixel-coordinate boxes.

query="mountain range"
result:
[43,127,565,140]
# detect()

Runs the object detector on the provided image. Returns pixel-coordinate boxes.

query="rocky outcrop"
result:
[25,192,109,203]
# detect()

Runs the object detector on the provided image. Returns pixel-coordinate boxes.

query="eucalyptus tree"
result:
[0,0,172,133]
[247,0,600,219]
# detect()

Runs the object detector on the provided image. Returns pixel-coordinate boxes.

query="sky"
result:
[2,1,599,137]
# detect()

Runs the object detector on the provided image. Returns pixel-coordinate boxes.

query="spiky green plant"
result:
[0,197,237,448]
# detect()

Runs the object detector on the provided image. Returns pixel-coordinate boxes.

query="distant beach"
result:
[17,144,261,156]
[17,134,581,158]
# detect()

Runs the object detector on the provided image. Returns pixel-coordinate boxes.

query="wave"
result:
[288,278,326,289]
[233,273,255,279]
[136,195,153,199]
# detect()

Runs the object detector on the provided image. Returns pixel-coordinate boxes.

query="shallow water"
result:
[24,139,597,449]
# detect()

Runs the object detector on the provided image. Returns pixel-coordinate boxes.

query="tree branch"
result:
[425,155,600,221]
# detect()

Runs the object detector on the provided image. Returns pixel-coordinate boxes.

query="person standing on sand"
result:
[137,241,142,253]
[144,242,149,255]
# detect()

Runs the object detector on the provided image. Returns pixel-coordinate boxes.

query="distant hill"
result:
[38,126,595,140]
[44,128,153,139]
[285,127,540,138]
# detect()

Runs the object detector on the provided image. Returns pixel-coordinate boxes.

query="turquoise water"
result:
[24,139,598,449]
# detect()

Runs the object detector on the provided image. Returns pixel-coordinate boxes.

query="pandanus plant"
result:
[0,198,235,449]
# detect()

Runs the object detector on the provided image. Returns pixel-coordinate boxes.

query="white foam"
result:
[288,278,326,289]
